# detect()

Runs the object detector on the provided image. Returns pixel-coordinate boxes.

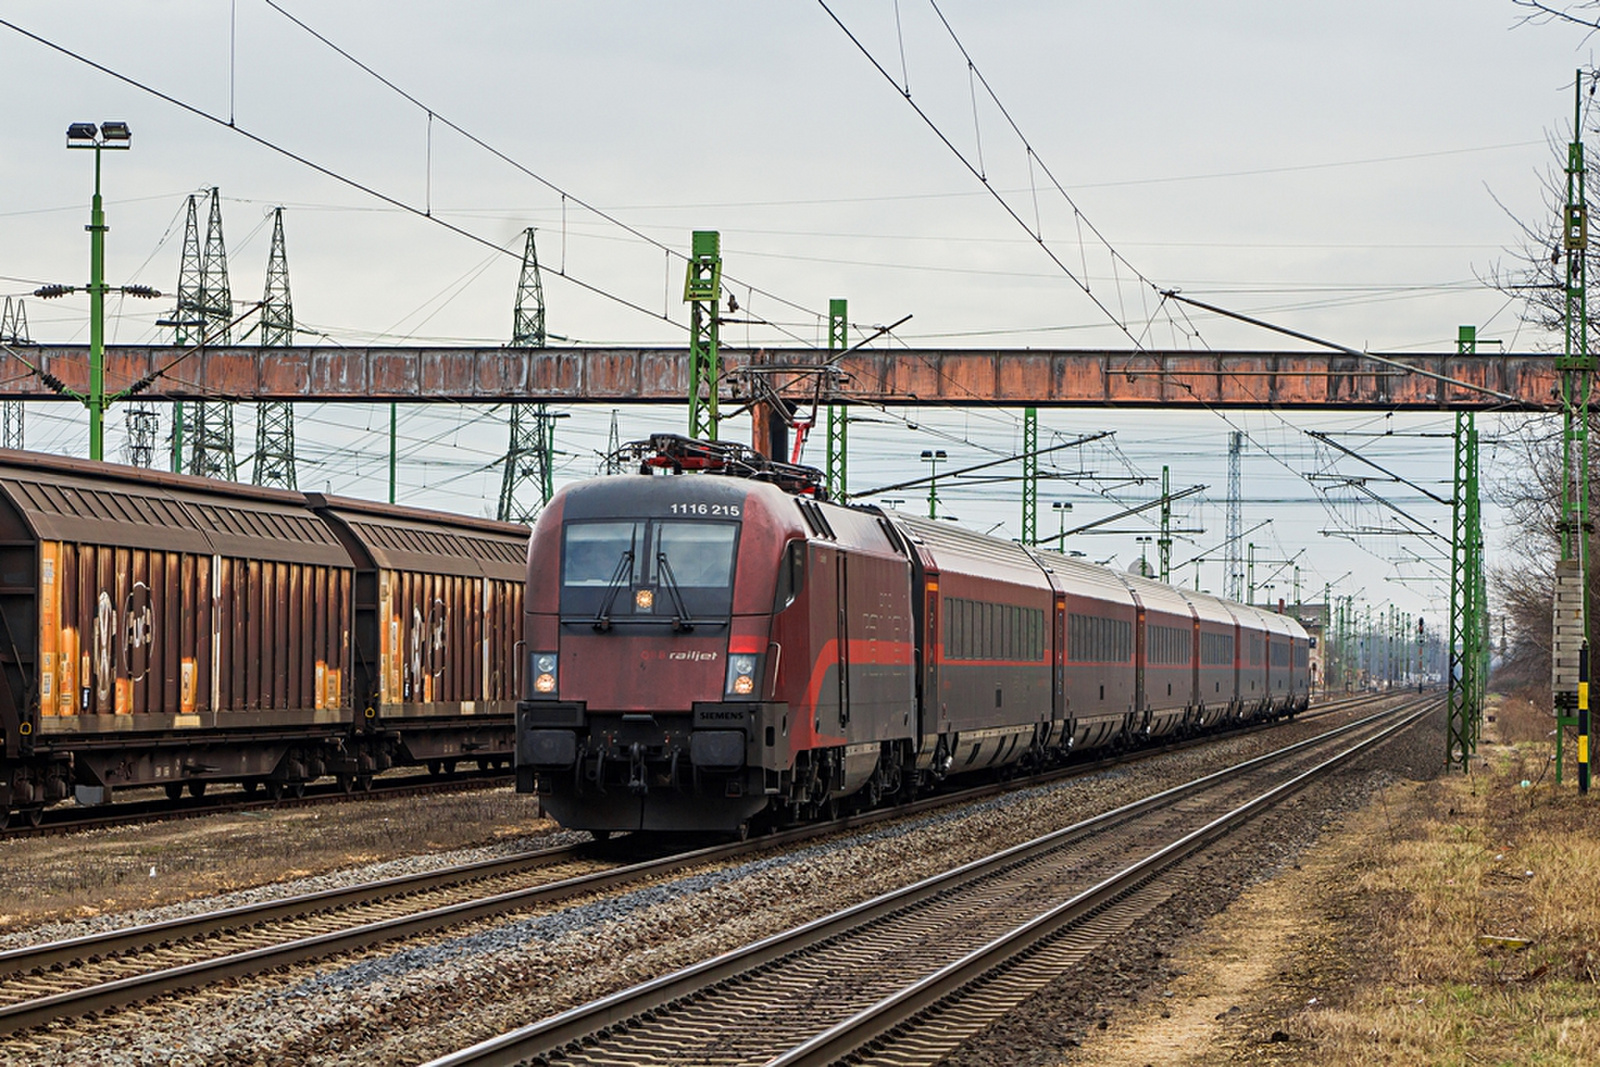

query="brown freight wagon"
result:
[0,452,355,825]
[306,495,527,777]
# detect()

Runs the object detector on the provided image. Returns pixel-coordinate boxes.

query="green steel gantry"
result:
[685,231,722,441]
[1158,464,1172,583]
[1447,400,1485,771]
[825,299,848,499]
[1021,407,1038,545]
[1554,70,1595,787]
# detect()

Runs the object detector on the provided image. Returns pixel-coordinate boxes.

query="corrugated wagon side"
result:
[307,495,527,777]
[0,453,356,825]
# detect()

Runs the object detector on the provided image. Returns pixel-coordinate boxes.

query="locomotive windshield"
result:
[560,519,738,622]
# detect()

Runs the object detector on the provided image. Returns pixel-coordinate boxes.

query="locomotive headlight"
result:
[725,653,761,698]
[634,588,655,611]
[530,652,558,697]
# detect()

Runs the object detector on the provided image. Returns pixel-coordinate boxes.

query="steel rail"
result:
[422,697,1429,1067]
[0,691,1379,976]
[0,841,588,978]
[769,697,1437,1066]
[2,768,514,839]
[0,690,1396,1036]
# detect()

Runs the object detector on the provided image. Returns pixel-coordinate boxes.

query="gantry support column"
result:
[685,231,722,441]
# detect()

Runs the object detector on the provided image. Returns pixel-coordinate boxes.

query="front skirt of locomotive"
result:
[516,700,786,832]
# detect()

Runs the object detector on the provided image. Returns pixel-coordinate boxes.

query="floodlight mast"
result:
[67,121,132,462]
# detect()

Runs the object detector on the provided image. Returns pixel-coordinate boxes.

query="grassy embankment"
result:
[1302,691,1599,1064]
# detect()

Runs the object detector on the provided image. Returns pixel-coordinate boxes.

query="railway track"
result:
[0,766,514,839]
[424,694,1436,1067]
[0,690,1402,1040]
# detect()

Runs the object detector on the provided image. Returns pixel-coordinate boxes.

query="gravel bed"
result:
[943,703,1446,1066]
[0,826,593,953]
[6,707,1413,1066]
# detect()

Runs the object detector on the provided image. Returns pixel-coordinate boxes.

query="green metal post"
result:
[1158,465,1172,584]
[825,299,848,498]
[685,231,722,440]
[1022,408,1039,546]
[1554,71,1593,782]
[388,402,397,505]
[87,147,106,461]
[1448,407,1483,771]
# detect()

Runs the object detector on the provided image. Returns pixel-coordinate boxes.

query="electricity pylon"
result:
[0,297,28,449]
[160,193,205,471]
[253,207,297,489]
[498,228,556,523]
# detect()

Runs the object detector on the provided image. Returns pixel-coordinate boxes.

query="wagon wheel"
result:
[23,807,43,828]
[427,761,442,777]
[241,779,260,796]
[165,783,184,802]
[267,780,286,801]
[356,774,374,792]
[189,781,207,798]
[336,774,355,794]
[289,781,306,799]
[0,808,9,831]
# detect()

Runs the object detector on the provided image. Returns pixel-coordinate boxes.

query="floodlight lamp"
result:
[920,450,933,459]
[99,121,131,142]
[66,122,99,146]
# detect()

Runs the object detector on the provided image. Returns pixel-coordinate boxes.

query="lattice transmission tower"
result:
[253,207,297,489]
[0,297,29,449]
[164,189,237,479]
[158,193,205,470]
[498,228,557,523]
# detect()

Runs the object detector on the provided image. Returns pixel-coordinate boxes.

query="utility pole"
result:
[499,228,557,524]
[253,207,297,489]
[1247,541,1256,605]
[825,299,849,499]
[685,231,722,441]
[1226,431,1244,601]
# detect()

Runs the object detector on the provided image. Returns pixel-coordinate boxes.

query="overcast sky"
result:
[0,1,1592,631]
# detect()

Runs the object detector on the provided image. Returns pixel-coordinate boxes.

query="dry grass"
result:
[1493,687,1560,748]
[0,787,551,930]
[1296,699,1600,1065]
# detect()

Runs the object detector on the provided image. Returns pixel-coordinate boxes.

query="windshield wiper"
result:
[593,549,635,631]
[655,552,695,632]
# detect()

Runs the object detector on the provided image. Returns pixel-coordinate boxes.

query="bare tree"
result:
[1512,1,1600,32]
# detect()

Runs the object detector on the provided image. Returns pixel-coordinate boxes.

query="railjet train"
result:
[516,436,1310,835]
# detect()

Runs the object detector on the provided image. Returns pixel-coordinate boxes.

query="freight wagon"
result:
[0,451,527,828]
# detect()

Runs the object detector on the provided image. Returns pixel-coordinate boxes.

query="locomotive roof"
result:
[556,472,772,518]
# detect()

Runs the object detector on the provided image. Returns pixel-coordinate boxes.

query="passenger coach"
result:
[516,436,1311,836]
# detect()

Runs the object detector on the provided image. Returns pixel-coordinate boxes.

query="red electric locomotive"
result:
[516,436,1309,835]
